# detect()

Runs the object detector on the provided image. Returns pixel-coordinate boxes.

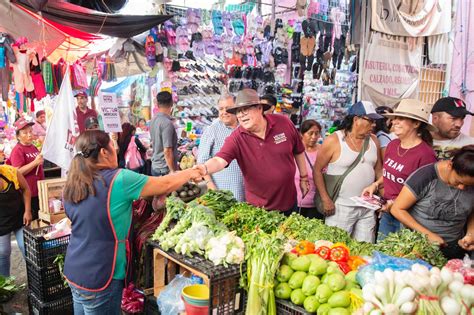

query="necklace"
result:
[397,143,411,157]
[345,132,365,163]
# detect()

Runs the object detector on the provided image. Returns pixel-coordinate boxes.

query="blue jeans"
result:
[377,212,401,241]
[0,228,25,277]
[69,279,124,315]
[151,167,169,177]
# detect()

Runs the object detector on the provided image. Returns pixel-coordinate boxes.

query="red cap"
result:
[14,118,35,131]
[74,91,88,98]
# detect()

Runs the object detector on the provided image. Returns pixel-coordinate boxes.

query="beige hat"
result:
[383,99,438,132]
[226,89,271,115]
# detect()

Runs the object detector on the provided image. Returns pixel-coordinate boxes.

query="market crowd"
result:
[1,87,473,314]
[195,91,474,262]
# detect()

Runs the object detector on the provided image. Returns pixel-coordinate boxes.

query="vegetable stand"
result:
[147,240,245,314]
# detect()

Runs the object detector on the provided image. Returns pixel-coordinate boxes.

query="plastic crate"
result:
[28,292,73,315]
[24,224,70,269]
[276,299,311,315]
[149,240,245,314]
[26,260,71,302]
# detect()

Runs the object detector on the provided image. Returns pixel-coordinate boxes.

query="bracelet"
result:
[203,164,209,176]
[300,178,309,182]
[300,174,308,178]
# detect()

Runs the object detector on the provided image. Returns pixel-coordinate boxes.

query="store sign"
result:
[371,0,451,37]
[98,92,122,133]
[361,32,422,106]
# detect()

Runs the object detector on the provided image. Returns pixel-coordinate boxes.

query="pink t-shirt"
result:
[9,143,44,197]
[295,150,318,208]
[383,139,437,200]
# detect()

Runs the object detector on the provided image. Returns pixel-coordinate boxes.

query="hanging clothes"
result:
[41,58,54,95]
[0,33,16,101]
[12,48,34,93]
[30,52,46,100]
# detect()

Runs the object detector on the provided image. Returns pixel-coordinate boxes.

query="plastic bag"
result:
[356,251,431,287]
[156,275,193,315]
[445,254,474,284]
[121,283,144,314]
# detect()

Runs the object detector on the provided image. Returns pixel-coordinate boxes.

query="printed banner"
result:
[42,68,79,170]
[98,92,122,133]
[372,0,451,37]
[361,32,422,106]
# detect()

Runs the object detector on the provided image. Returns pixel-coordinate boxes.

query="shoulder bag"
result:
[315,136,370,215]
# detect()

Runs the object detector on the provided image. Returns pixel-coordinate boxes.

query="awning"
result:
[13,0,173,38]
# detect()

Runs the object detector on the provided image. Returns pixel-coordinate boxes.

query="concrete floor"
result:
[1,239,28,314]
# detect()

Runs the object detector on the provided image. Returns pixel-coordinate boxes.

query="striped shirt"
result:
[197,120,245,201]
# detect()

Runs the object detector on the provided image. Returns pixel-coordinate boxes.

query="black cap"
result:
[431,97,473,118]
[84,116,99,130]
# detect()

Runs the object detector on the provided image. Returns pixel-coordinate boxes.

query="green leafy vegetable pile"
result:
[374,229,447,268]
[196,190,237,219]
[220,202,286,236]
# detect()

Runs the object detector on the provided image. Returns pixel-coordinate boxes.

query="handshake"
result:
[184,164,208,183]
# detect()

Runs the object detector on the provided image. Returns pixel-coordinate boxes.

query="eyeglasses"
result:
[235,105,256,116]
[360,116,375,123]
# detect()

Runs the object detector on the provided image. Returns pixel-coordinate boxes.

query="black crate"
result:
[28,292,73,315]
[24,225,70,269]
[148,240,245,314]
[26,260,71,302]
[276,299,311,315]
[144,294,159,315]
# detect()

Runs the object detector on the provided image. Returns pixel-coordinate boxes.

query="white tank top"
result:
[326,130,378,205]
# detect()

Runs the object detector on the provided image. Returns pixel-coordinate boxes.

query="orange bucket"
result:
[182,297,209,315]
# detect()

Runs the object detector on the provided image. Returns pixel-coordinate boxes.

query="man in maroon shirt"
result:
[197,89,310,213]
[75,91,98,133]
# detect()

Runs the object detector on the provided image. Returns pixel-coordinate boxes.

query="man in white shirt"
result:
[431,97,474,160]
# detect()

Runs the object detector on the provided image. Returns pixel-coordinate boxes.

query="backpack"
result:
[124,137,144,170]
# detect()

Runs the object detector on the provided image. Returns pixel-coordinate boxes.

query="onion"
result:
[400,301,417,314]
[441,296,461,315]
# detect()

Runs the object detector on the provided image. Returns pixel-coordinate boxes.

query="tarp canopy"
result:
[0,0,65,58]
[13,0,173,38]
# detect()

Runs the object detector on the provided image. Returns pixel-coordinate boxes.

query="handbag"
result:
[315,136,370,215]
[124,137,144,170]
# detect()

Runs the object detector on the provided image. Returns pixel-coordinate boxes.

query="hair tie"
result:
[76,151,84,157]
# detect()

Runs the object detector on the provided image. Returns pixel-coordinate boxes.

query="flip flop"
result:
[211,10,224,35]
[213,35,223,58]
[164,21,176,46]
[222,11,233,36]
[193,41,206,59]
[232,13,245,36]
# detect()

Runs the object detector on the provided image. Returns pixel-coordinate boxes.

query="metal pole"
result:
[271,0,276,34]
[357,0,368,102]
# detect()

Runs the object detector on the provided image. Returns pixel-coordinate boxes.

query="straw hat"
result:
[226,89,271,115]
[383,99,438,132]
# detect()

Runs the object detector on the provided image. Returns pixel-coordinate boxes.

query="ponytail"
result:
[63,130,111,203]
